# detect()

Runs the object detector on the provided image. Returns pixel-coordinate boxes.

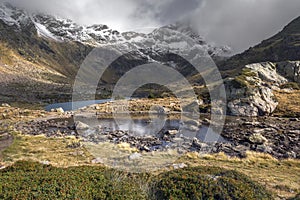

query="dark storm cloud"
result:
[190,0,300,53]
[2,0,300,53]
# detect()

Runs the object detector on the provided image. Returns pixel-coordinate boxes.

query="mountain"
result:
[0,2,231,103]
[220,16,300,116]
[220,16,300,77]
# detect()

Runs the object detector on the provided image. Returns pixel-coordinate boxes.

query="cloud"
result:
[189,0,300,53]
[2,0,300,53]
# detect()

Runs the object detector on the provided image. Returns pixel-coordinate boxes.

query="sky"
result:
[3,0,300,53]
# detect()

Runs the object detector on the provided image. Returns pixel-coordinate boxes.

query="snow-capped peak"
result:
[0,2,231,56]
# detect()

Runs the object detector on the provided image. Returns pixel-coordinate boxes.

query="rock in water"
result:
[55,107,64,114]
[75,121,90,130]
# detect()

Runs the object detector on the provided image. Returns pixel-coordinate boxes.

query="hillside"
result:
[220,16,300,77]
[0,3,230,104]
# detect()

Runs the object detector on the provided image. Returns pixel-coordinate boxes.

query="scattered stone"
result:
[249,133,268,144]
[185,120,201,127]
[55,107,64,114]
[75,121,90,130]
[40,160,50,165]
[91,157,104,164]
[166,130,178,136]
[172,163,187,169]
[1,103,10,107]
[128,152,142,160]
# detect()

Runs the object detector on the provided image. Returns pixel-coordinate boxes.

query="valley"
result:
[0,2,300,200]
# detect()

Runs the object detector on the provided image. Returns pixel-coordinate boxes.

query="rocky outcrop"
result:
[226,61,299,116]
[277,61,300,84]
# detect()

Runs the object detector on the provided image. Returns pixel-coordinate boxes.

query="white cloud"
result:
[2,0,300,53]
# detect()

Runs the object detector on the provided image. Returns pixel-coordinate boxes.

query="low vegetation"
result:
[0,161,274,200]
[274,90,300,117]
[151,166,272,200]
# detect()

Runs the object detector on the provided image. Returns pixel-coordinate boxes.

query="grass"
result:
[0,106,299,199]
[151,166,272,200]
[1,133,93,167]
[176,152,300,199]
[273,90,300,117]
[1,132,299,199]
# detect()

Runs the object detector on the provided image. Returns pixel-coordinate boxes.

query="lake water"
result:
[46,100,228,143]
[45,99,112,111]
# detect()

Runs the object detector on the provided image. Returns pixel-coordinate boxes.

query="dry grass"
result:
[1,133,93,167]
[1,131,299,199]
[274,90,300,117]
[177,152,300,199]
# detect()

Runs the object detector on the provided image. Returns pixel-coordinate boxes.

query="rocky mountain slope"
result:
[0,2,230,103]
[217,15,300,117]
[220,16,300,76]
[225,61,300,116]
[0,3,300,117]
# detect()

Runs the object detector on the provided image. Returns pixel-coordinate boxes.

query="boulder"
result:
[277,61,300,84]
[91,157,104,164]
[249,133,268,144]
[75,121,90,130]
[1,103,10,108]
[225,63,282,116]
[55,107,64,114]
[166,130,178,135]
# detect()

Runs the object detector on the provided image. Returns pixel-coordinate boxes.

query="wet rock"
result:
[185,119,201,127]
[75,121,90,130]
[52,107,64,114]
[165,130,178,136]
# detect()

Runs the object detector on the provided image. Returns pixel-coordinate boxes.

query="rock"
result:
[91,157,104,164]
[185,120,201,127]
[128,152,142,160]
[55,107,64,114]
[1,103,10,107]
[249,133,268,144]
[94,125,102,132]
[75,121,90,130]
[166,130,178,135]
[40,160,50,165]
[150,105,168,114]
[172,163,187,169]
[277,61,300,84]
[225,63,282,116]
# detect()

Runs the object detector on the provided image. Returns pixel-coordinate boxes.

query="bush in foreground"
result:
[0,161,148,199]
[0,161,273,200]
[151,166,272,200]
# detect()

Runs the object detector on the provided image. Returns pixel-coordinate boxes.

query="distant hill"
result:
[220,16,300,77]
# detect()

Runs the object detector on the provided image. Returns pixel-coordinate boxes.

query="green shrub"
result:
[150,166,272,200]
[0,161,147,200]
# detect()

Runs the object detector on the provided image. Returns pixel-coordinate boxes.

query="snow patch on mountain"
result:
[0,2,232,57]
[34,22,60,41]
